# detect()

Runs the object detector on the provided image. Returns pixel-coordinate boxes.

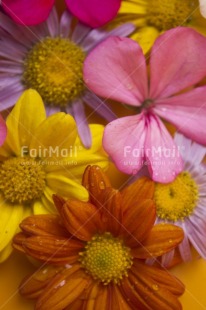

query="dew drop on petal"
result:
[99,181,105,190]
[152,284,159,291]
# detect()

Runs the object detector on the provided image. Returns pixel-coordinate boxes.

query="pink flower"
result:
[1,0,55,25]
[84,27,206,183]
[65,0,121,27]
[0,115,7,146]
[1,0,121,27]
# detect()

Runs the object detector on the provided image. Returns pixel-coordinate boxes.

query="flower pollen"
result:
[155,171,199,221]
[23,37,85,107]
[79,232,133,285]
[146,0,197,30]
[0,157,46,204]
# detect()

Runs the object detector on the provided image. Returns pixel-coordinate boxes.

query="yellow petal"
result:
[46,174,89,201]
[74,124,105,154]
[33,200,50,215]
[0,243,13,263]
[44,124,109,177]
[131,26,159,54]
[0,200,24,250]
[1,89,46,156]
[30,112,77,159]
[120,0,147,14]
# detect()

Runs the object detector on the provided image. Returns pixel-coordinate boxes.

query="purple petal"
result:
[161,250,175,267]
[178,230,192,262]
[46,7,59,37]
[71,22,92,44]
[72,100,91,148]
[45,106,60,116]
[60,10,72,37]
[81,23,135,52]
[0,90,24,111]
[0,60,23,74]
[83,92,116,122]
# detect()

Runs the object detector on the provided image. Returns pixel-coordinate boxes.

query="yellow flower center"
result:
[154,171,199,221]
[23,37,85,107]
[0,157,46,204]
[146,0,198,30]
[79,232,132,285]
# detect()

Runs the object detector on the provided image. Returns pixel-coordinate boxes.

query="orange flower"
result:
[13,166,185,310]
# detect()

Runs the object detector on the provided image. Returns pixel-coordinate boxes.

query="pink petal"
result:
[144,114,183,183]
[0,114,7,146]
[84,37,148,106]
[65,0,121,28]
[103,114,146,174]
[153,87,206,145]
[2,0,55,25]
[149,27,206,99]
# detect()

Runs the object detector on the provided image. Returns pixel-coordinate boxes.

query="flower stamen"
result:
[155,171,199,221]
[79,232,133,285]
[0,157,46,204]
[146,0,197,30]
[23,37,85,107]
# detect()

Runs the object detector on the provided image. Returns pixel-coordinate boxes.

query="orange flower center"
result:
[79,232,133,285]
[0,157,46,204]
[146,0,197,30]
[23,37,85,107]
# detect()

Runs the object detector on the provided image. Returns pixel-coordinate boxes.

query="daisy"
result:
[0,89,108,262]
[84,27,206,183]
[153,133,206,266]
[0,8,134,147]
[13,166,184,310]
[114,0,206,53]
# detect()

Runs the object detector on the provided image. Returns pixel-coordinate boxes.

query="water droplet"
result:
[99,181,105,190]
[152,284,159,291]
[59,280,66,287]
[127,83,133,90]
[169,239,173,243]
[42,269,48,274]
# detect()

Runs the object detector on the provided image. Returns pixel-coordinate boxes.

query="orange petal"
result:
[110,285,132,310]
[100,188,123,236]
[121,177,155,213]
[19,214,68,237]
[60,200,102,241]
[36,265,91,310]
[133,260,184,296]
[53,195,66,213]
[127,267,183,310]
[120,277,149,310]
[132,224,184,259]
[82,165,111,208]
[13,232,27,252]
[123,199,156,247]
[18,235,83,264]
[20,265,64,299]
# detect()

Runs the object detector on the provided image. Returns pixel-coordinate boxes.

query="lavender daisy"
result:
[153,133,206,266]
[0,8,134,147]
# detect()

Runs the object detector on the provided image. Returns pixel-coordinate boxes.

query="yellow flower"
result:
[114,0,206,53]
[0,89,108,262]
